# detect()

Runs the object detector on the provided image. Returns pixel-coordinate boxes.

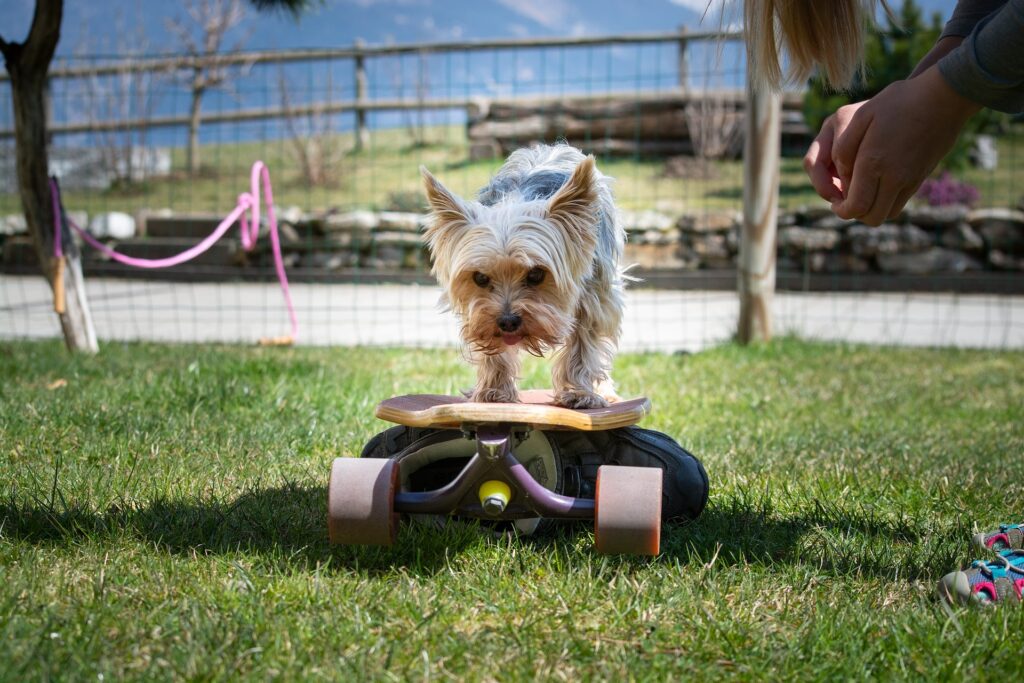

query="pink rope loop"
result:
[49,161,298,342]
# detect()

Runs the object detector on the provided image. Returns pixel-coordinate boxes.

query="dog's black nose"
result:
[497,313,522,332]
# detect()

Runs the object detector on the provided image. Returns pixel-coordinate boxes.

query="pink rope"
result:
[50,161,298,342]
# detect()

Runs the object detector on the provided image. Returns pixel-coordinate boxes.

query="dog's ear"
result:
[420,166,475,286]
[547,155,599,262]
[421,166,470,227]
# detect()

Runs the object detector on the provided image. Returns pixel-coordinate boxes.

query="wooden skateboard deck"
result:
[375,389,651,431]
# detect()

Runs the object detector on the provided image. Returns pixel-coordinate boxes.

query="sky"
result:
[0,0,961,57]
[0,0,966,148]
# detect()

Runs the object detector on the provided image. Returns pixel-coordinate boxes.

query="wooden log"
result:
[468,108,697,142]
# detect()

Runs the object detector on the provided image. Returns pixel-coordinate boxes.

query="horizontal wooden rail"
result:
[0,88,804,140]
[0,30,742,82]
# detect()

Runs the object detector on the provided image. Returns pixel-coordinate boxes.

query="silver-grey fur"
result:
[421,143,628,408]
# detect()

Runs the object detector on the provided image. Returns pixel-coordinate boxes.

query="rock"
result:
[988,250,1024,271]
[810,215,857,231]
[277,222,302,245]
[619,209,674,233]
[624,243,697,269]
[639,227,679,245]
[322,232,354,248]
[905,204,970,229]
[687,233,731,260]
[2,214,28,235]
[278,205,304,226]
[779,226,840,252]
[678,210,738,233]
[304,251,357,270]
[847,223,932,256]
[323,210,377,234]
[968,208,1024,253]
[377,211,422,232]
[88,212,136,240]
[818,252,872,274]
[797,203,835,223]
[939,222,985,252]
[776,211,798,228]
[363,246,404,269]
[372,231,425,248]
[725,227,739,253]
[876,247,982,274]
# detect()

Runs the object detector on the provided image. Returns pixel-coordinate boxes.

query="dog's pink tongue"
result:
[502,333,523,346]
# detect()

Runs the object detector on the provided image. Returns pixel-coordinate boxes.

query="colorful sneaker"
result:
[972,523,1024,554]
[937,549,1024,607]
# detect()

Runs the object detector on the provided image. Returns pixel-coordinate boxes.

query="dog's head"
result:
[421,156,601,356]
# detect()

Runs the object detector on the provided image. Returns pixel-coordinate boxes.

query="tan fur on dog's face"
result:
[420,147,624,408]
[421,157,599,358]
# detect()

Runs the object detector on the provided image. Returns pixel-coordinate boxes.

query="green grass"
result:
[3,124,1020,219]
[2,339,1023,680]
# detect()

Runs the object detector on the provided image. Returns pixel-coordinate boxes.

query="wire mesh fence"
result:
[2,30,1022,351]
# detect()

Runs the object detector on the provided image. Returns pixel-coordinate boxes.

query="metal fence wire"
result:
[1,30,1022,351]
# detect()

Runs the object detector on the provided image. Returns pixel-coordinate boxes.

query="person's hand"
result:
[804,102,865,204]
[803,66,981,225]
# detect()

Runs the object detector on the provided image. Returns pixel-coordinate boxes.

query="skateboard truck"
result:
[328,391,663,555]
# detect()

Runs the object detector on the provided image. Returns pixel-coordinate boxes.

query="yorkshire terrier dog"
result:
[421,143,627,409]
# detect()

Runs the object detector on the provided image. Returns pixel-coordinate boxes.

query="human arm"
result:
[804,0,1023,224]
[806,67,981,224]
[937,0,1024,113]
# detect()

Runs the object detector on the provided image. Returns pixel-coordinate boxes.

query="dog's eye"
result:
[525,268,545,286]
[473,272,491,288]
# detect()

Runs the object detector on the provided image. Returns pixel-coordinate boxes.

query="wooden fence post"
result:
[354,39,369,151]
[677,26,689,90]
[737,73,781,344]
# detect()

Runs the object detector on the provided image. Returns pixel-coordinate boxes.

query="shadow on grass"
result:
[0,484,483,576]
[655,495,957,582]
[1,485,956,581]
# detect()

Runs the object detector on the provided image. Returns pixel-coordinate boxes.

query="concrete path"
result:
[2,275,1022,351]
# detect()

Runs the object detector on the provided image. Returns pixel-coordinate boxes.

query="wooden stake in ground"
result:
[738,74,781,344]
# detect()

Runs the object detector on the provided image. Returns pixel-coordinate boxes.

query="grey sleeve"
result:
[937,0,1024,113]
[941,0,1008,37]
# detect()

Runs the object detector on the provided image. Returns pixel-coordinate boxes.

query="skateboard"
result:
[327,390,663,555]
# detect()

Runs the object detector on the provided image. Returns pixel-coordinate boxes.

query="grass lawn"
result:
[2,338,1023,680]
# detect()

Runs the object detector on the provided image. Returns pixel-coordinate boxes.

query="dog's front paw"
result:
[555,389,609,409]
[594,379,621,404]
[471,386,520,403]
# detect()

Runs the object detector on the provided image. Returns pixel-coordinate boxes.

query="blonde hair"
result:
[744,0,890,90]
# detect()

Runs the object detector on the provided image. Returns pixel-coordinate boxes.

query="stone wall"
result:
[621,203,1024,275]
[4,201,1024,277]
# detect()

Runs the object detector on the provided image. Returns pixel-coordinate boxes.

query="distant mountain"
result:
[0,0,959,57]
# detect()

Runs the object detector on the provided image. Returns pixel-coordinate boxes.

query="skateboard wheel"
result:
[594,465,662,555]
[328,458,399,546]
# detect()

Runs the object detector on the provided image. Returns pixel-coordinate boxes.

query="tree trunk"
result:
[2,0,97,352]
